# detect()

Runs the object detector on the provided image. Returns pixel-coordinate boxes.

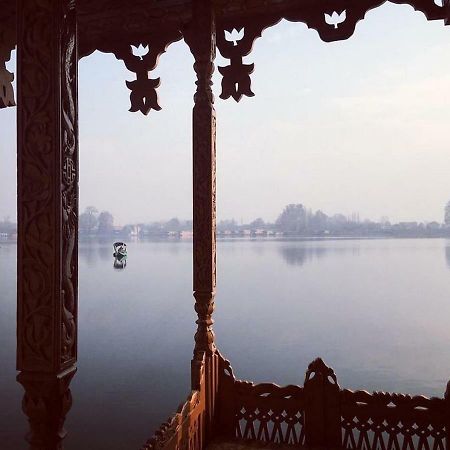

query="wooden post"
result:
[445,381,450,450]
[16,0,78,448]
[186,0,218,441]
[189,0,216,359]
[304,358,342,448]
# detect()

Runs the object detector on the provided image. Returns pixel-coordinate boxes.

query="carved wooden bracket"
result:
[216,18,279,102]
[81,30,182,115]
[0,3,16,108]
[216,0,448,101]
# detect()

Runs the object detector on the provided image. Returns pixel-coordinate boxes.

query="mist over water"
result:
[1,238,450,450]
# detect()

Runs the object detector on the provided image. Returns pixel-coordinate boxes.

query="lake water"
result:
[1,238,450,450]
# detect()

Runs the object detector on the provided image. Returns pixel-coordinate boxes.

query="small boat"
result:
[113,242,127,258]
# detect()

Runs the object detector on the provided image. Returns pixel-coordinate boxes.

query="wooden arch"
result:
[0,1,449,449]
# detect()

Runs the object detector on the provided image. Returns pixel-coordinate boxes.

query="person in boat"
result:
[113,242,127,258]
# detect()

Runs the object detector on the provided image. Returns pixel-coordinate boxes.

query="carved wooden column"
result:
[16,0,78,449]
[187,0,217,361]
[186,0,218,439]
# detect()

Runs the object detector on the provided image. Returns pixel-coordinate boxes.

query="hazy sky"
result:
[1,4,450,225]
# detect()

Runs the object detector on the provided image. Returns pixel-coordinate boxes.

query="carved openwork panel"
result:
[81,29,182,115]
[0,1,16,108]
[216,0,449,101]
[217,355,306,445]
[216,17,279,102]
[341,389,447,450]
[234,382,306,445]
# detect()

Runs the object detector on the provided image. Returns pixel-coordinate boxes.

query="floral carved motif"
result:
[17,0,78,371]
[216,18,278,102]
[216,0,448,101]
[108,31,182,115]
[60,0,78,365]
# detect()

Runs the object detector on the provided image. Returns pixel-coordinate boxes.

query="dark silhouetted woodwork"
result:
[16,0,78,448]
[0,1,16,107]
[1,0,450,449]
[148,355,449,450]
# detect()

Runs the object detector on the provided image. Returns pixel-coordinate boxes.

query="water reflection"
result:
[113,255,127,269]
[98,245,111,261]
[279,243,360,266]
[78,240,114,264]
[78,243,99,266]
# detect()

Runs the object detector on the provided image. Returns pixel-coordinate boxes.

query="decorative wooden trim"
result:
[214,355,449,450]
[141,354,206,450]
[216,0,449,102]
[79,29,182,115]
[0,1,16,108]
[185,0,217,358]
[17,0,78,446]
[341,388,446,449]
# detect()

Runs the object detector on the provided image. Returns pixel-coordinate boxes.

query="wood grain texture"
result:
[16,0,78,447]
[185,0,217,358]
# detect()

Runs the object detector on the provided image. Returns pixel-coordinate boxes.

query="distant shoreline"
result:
[2,234,450,246]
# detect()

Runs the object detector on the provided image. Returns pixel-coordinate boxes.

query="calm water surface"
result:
[1,238,450,449]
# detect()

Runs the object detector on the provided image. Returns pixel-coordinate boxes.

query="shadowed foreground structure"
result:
[1,0,450,449]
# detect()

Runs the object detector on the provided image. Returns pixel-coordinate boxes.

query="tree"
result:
[250,217,265,229]
[309,210,328,232]
[79,206,98,234]
[165,217,180,231]
[276,204,307,233]
[97,211,114,235]
[445,201,450,226]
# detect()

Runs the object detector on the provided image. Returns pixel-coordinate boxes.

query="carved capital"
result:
[17,367,76,450]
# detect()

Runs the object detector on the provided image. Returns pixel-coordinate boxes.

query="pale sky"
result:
[1,3,450,225]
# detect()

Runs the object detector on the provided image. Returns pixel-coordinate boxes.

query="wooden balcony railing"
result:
[142,352,450,450]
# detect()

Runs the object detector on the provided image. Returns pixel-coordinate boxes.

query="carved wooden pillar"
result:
[16,1,78,449]
[186,0,218,440]
[187,0,217,361]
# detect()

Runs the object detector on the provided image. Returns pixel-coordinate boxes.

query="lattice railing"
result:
[216,356,450,450]
[144,354,450,450]
[341,389,447,450]
[234,382,305,445]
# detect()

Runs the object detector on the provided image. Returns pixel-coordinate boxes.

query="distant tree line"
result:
[215,202,450,238]
[2,200,450,239]
[79,207,115,235]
